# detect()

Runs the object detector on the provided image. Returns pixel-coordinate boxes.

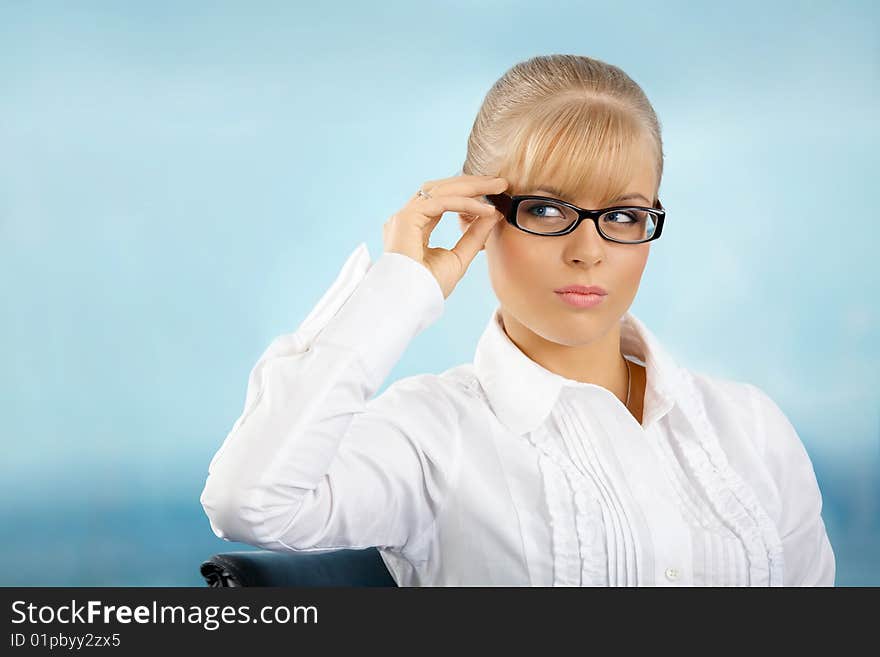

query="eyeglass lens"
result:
[516,198,659,242]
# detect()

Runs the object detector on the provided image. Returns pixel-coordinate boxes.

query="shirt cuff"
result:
[313,247,446,390]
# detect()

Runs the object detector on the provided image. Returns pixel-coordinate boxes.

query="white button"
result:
[665,567,680,581]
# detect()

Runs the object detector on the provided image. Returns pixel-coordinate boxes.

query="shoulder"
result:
[683,369,765,447]
[694,371,805,455]
[368,363,484,427]
[683,368,818,498]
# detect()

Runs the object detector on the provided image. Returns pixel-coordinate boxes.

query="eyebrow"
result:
[533,185,651,205]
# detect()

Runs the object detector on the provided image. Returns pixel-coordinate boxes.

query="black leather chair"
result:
[200,547,399,587]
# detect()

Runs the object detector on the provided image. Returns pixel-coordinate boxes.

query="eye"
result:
[603,210,639,224]
[526,204,565,218]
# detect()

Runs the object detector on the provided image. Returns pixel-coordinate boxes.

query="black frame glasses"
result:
[484,192,666,244]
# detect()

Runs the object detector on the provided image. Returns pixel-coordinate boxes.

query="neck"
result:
[500,307,631,402]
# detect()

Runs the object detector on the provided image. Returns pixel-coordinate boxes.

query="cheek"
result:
[488,227,542,287]
[617,246,650,291]
[631,246,650,276]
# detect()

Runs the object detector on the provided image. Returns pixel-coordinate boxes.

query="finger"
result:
[451,210,502,270]
[406,196,498,230]
[419,174,502,193]
[419,176,508,202]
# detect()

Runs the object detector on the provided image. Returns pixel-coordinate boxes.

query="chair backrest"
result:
[200,547,399,587]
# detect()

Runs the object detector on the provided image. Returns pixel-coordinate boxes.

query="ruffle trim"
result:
[673,370,786,586]
[529,430,609,587]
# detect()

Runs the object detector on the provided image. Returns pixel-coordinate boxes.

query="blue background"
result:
[1,0,877,585]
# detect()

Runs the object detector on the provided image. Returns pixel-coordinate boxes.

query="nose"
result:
[564,216,606,263]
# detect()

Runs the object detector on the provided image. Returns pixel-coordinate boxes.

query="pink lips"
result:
[554,284,607,295]
[554,285,607,309]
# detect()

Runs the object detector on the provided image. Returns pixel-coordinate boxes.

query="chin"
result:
[524,309,607,346]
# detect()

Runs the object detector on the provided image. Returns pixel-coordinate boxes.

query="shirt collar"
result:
[472,306,682,435]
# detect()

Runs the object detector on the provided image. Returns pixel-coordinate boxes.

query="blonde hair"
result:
[462,54,664,207]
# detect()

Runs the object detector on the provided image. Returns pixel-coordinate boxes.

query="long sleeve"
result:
[200,242,461,562]
[748,384,836,586]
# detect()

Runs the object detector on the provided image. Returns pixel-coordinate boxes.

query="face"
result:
[481,138,659,374]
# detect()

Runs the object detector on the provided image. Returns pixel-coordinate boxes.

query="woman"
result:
[200,54,835,586]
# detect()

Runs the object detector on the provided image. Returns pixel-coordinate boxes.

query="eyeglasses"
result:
[484,192,666,243]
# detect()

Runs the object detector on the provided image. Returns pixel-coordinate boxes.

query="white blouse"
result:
[200,242,836,586]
